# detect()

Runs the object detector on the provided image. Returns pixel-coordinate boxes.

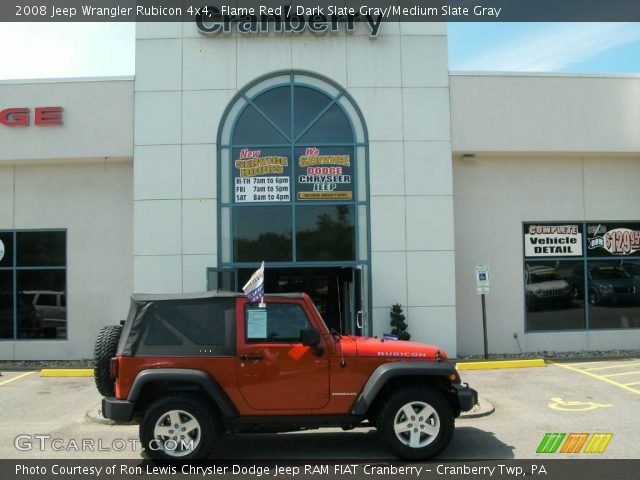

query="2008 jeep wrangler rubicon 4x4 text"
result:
[94,292,477,460]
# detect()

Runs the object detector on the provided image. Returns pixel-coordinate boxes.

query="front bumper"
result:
[453,383,478,412]
[102,397,135,422]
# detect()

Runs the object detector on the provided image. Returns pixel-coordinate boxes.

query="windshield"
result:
[590,267,630,280]
[529,271,560,283]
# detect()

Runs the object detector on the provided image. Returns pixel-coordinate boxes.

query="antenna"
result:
[336,276,346,368]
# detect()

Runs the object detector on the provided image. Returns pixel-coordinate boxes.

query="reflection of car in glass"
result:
[525,266,572,310]
[19,290,66,338]
[571,265,638,306]
[621,261,640,279]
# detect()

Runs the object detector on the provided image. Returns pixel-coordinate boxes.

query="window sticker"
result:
[246,309,267,339]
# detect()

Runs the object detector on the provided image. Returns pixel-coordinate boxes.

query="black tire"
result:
[140,394,218,460]
[377,387,454,460]
[589,290,600,306]
[93,325,122,397]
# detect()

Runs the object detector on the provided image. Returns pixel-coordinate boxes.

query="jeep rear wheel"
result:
[93,325,122,397]
[377,388,454,460]
[140,394,217,460]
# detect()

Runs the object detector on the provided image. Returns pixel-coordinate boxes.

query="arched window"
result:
[217,72,369,268]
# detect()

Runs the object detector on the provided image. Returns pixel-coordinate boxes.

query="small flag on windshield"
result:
[242,261,265,305]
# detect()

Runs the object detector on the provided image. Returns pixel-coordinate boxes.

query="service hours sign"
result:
[234,148,291,203]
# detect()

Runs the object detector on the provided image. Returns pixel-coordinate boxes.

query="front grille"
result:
[613,287,634,295]
[538,289,568,298]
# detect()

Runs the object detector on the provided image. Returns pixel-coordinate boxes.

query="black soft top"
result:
[131,291,305,302]
[117,291,306,356]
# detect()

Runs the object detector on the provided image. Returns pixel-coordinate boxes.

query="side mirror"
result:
[300,328,321,347]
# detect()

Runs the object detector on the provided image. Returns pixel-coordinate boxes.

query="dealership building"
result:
[1,21,639,360]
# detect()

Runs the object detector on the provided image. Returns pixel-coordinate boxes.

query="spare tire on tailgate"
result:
[94,325,122,397]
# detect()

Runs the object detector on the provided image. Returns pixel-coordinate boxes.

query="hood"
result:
[338,336,447,361]
[526,280,570,293]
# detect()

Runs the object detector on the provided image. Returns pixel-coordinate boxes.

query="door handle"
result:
[240,354,264,361]
[356,311,363,329]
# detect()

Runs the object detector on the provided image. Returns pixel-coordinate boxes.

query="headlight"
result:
[598,284,613,293]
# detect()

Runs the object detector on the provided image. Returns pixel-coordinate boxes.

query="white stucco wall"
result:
[0,160,133,360]
[453,155,640,355]
[450,73,640,154]
[0,78,134,162]
[133,22,458,355]
[0,78,134,360]
[450,73,640,355]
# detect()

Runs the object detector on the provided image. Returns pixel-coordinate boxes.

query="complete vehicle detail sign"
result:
[524,224,582,257]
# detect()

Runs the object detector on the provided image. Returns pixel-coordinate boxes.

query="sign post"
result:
[475,265,490,359]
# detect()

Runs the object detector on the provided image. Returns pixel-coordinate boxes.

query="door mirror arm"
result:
[301,328,324,357]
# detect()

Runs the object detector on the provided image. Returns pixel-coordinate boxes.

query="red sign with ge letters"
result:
[0,107,63,127]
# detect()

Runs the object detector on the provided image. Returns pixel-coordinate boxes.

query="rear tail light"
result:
[110,357,119,379]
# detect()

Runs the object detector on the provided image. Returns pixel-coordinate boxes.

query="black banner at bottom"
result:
[3,460,640,480]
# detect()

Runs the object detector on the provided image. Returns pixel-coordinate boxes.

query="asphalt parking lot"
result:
[1,358,639,460]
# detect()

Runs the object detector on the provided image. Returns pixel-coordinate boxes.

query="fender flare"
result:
[127,368,238,418]
[351,362,458,415]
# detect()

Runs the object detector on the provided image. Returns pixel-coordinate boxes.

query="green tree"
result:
[389,304,410,340]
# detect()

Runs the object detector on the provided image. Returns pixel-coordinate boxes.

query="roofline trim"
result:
[0,75,134,85]
[450,71,640,79]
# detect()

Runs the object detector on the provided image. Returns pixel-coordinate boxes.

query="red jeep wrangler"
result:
[94,292,477,460]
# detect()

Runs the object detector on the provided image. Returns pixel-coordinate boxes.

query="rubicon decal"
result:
[536,432,613,454]
[0,107,63,127]
[377,352,427,358]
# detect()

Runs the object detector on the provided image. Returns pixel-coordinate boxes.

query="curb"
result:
[40,369,94,377]
[456,359,546,370]
[86,403,135,426]
[460,398,495,419]
[86,404,115,426]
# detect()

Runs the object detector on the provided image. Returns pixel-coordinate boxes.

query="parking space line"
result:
[0,371,36,386]
[624,381,640,386]
[551,362,640,396]
[601,371,640,378]
[582,362,640,371]
[563,360,621,367]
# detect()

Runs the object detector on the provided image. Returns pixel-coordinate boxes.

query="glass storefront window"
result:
[0,230,67,340]
[524,222,640,331]
[0,271,13,339]
[296,205,355,261]
[218,73,371,334]
[16,270,66,339]
[221,73,368,267]
[293,86,332,138]
[587,261,640,329]
[234,206,292,262]
[17,231,66,267]
[524,261,585,331]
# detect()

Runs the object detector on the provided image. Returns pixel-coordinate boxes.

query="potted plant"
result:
[389,303,410,340]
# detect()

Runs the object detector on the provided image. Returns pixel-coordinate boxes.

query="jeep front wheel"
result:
[140,395,217,460]
[377,388,454,460]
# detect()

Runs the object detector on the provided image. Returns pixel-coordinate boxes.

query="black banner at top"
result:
[3,0,640,22]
